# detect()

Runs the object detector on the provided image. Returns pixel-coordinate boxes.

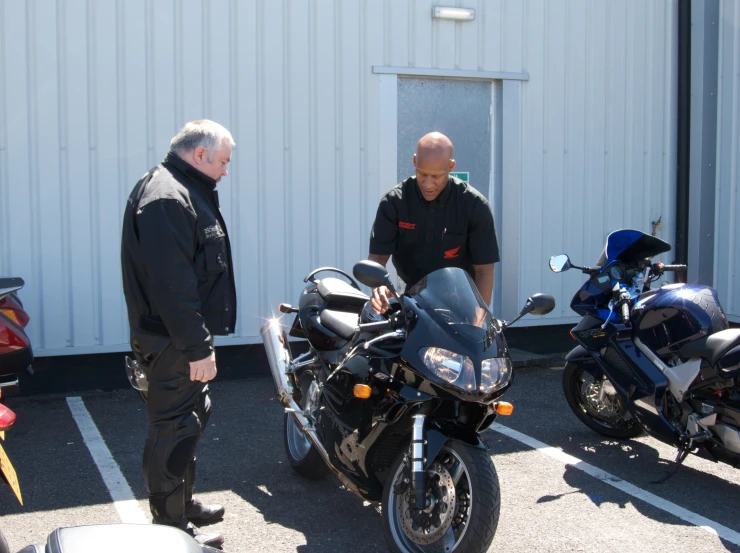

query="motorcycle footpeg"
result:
[687,430,712,442]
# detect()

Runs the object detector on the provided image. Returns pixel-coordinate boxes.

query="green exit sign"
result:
[450,171,469,182]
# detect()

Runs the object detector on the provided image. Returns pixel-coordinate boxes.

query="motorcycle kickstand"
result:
[651,446,691,485]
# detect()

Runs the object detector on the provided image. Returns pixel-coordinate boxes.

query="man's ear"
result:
[412,153,417,168]
[449,158,456,171]
[193,146,207,165]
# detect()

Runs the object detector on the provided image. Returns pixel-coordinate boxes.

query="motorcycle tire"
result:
[0,527,9,553]
[381,440,500,553]
[563,361,643,439]
[283,382,329,480]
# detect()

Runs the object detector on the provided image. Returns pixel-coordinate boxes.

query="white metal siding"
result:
[517,0,678,325]
[716,0,740,321]
[0,0,679,355]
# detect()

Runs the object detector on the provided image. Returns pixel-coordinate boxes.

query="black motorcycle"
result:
[550,229,740,471]
[261,260,554,553]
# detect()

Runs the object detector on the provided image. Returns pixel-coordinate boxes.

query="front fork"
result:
[410,414,426,508]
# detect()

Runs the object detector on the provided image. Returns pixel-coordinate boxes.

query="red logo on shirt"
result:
[399,221,416,230]
[444,247,461,259]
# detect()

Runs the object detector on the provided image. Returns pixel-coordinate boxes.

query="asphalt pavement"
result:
[1,365,739,553]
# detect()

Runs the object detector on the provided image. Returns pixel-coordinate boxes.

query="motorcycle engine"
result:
[685,377,740,455]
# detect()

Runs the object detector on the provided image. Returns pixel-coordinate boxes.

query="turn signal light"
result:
[0,296,30,328]
[494,402,514,416]
[0,404,16,430]
[354,384,372,399]
[0,309,21,327]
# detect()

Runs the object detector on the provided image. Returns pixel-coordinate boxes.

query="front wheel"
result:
[381,440,500,553]
[563,361,643,439]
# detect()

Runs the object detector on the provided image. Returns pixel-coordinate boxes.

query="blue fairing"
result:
[571,229,673,320]
[605,230,644,263]
[595,229,671,270]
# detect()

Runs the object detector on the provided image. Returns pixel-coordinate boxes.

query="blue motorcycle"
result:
[550,229,740,470]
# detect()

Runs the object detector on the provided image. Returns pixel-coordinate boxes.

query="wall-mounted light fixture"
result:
[432,6,476,21]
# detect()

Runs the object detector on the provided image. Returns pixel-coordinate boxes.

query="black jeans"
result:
[132,334,211,528]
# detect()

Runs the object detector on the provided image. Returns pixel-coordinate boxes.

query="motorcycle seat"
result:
[717,345,740,376]
[680,328,740,367]
[320,309,359,340]
[39,524,202,553]
[317,278,369,311]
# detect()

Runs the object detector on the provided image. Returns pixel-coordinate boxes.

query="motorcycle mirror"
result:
[527,293,556,316]
[504,293,556,328]
[549,254,571,273]
[353,260,396,294]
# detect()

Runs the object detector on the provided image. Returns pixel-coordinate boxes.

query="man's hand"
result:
[189,351,217,382]
[472,306,489,328]
[370,286,393,314]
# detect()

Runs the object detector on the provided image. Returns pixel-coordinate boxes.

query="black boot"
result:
[186,522,225,549]
[149,484,188,528]
[184,457,225,524]
[185,498,226,524]
[149,486,224,549]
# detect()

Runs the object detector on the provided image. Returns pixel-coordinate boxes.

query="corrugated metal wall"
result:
[0,0,679,355]
[715,0,740,322]
[517,0,678,325]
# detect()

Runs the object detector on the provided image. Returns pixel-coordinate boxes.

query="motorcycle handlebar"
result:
[620,301,630,324]
[661,264,687,272]
[652,262,687,273]
[357,319,393,333]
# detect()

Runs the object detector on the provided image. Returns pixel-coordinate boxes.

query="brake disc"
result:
[398,461,457,545]
[583,379,622,420]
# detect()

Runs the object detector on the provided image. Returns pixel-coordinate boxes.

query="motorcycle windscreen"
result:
[406,268,494,343]
[595,229,671,268]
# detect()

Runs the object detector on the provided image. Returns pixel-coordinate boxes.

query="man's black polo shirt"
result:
[369,176,500,287]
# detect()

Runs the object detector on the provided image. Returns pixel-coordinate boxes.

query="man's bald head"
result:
[413,132,456,201]
[416,132,454,164]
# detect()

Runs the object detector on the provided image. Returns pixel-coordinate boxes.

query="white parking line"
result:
[490,422,740,547]
[66,397,148,524]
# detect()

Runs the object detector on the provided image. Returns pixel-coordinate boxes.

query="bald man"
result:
[368,132,500,314]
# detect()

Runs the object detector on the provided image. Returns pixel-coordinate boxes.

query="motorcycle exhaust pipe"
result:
[260,318,296,405]
[260,319,360,493]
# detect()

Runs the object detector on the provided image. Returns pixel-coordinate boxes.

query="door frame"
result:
[374,66,528,319]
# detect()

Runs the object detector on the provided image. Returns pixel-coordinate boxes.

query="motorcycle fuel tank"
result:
[632,284,728,357]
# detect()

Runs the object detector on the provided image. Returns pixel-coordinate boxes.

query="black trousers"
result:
[132,334,211,528]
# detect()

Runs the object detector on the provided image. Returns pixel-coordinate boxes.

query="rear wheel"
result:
[563,361,643,439]
[283,380,329,479]
[381,440,500,553]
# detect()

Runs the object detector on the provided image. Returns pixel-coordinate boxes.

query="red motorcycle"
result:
[0,277,32,553]
[0,276,32,502]
[0,278,33,387]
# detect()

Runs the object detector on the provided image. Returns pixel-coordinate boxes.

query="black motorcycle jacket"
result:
[121,152,237,362]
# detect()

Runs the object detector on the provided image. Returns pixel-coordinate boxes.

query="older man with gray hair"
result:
[121,119,237,548]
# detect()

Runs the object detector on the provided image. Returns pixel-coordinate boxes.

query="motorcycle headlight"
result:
[419,347,512,394]
[480,357,512,394]
[419,347,477,392]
